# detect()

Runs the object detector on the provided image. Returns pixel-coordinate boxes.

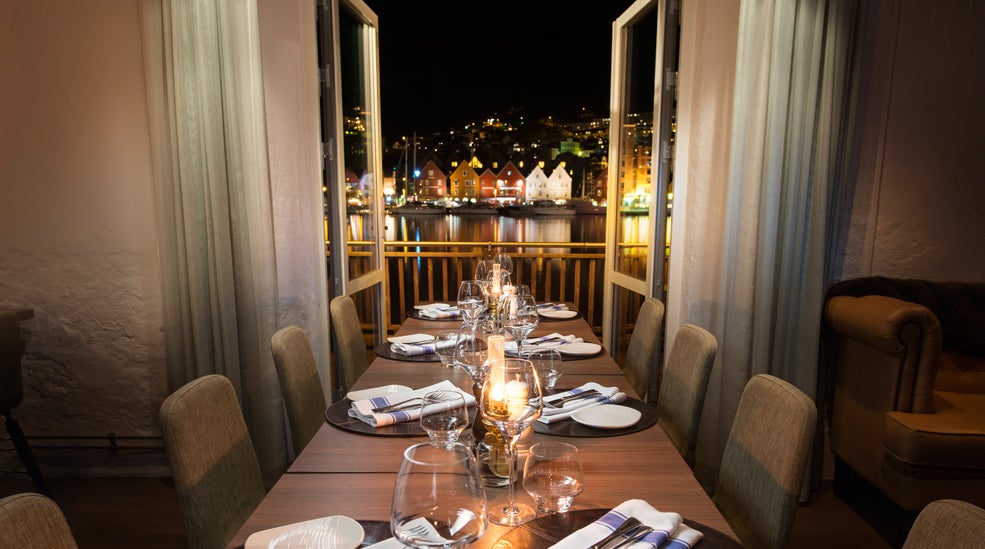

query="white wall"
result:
[0,2,167,444]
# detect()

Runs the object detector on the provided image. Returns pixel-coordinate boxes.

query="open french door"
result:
[603,0,680,402]
[318,0,387,400]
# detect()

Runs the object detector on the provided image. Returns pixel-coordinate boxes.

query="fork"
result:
[372,397,423,413]
[543,389,601,408]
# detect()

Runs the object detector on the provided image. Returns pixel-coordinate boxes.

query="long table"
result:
[227,314,738,547]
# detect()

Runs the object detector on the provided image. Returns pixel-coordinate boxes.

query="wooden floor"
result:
[0,473,893,548]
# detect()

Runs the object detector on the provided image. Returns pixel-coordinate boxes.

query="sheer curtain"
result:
[139,0,314,480]
[669,0,859,491]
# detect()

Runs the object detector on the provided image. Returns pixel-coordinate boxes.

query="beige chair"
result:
[0,492,77,549]
[713,374,817,549]
[271,326,327,456]
[656,323,717,467]
[160,374,265,549]
[329,294,370,396]
[623,297,664,400]
[902,499,985,549]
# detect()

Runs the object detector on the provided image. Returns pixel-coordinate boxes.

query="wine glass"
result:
[528,348,563,392]
[454,326,489,393]
[479,358,543,526]
[522,441,584,515]
[494,252,513,276]
[419,390,469,448]
[473,259,493,283]
[391,442,487,548]
[504,294,539,356]
[457,280,486,326]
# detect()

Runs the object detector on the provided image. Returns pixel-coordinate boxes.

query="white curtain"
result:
[140,0,306,480]
[669,0,859,491]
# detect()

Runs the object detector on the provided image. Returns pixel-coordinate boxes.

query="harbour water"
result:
[383,212,610,244]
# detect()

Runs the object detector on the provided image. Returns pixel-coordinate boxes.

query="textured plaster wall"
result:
[0,3,167,441]
[838,0,985,282]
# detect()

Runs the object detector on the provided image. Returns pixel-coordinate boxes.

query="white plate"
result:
[539,309,578,319]
[346,385,412,402]
[245,515,364,548]
[387,333,434,344]
[556,342,602,356]
[414,303,449,310]
[570,405,642,429]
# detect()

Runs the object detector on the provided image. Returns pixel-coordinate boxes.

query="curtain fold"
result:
[146,0,288,481]
[674,0,859,493]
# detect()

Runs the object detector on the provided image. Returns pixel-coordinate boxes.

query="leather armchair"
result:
[823,277,985,511]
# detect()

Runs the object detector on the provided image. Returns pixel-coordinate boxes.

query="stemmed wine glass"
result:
[391,442,487,548]
[454,326,489,395]
[479,358,543,526]
[457,280,486,327]
[493,252,514,277]
[504,294,539,356]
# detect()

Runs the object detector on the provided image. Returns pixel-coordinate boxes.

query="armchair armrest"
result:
[825,295,942,413]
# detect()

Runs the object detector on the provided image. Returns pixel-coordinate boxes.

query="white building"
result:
[546,163,573,200]
[524,165,549,201]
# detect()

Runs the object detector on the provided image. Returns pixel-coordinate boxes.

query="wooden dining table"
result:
[227,312,739,548]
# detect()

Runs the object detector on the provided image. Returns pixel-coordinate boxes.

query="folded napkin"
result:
[390,337,457,356]
[538,382,627,424]
[505,333,582,354]
[348,380,475,427]
[419,307,461,319]
[549,499,700,549]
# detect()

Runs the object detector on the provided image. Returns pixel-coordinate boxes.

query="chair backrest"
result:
[903,499,985,549]
[0,311,24,411]
[623,297,664,400]
[713,374,817,549]
[656,323,717,467]
[271,326,327,456]
[329,294,370,395]
[160,374,265,549]
[0,493,77,549]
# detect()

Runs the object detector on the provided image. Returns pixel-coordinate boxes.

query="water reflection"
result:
[381,214,610,248]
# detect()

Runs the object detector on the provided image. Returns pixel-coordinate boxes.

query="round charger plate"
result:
[571,404,642,429]
[324,399,478,438]
[373,343,441,363]
[413,303,449,309]
[245,515,364,549]
[533,397,656,438]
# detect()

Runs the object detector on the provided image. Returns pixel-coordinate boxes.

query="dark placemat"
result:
[373,343,441,363]
[489,508,742,549]
[533,397,657,438]
[358,520,392,546]
[324,398,478,438]
[406,308,462,321]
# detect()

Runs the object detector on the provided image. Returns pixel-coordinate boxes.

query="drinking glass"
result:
[419,390,469,448]
[391,442,487,548]
[454,326,489,393]
[479,358,542,526]
[494,252,514,276]
[504,294,539,356]
[473,259,494,283]
[522,442,584,515]
[528,348,563,391]
[434,330,460,368]
[457,280,486,326]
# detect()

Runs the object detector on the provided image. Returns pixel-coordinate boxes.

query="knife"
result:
[603,525,653,549]
[588,517,641,549]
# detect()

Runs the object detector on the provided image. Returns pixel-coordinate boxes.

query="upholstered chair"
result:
[902,499,985,549]
[713,374,817,549]
[623,297,664,400]
[656,323,717,467]
[0,493,77,549]
[329,294,370,395]
[160,374,265,549]
[271,326,327,456]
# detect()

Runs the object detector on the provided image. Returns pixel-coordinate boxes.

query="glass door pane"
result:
[603,0,678,402]
[318,0,386,400]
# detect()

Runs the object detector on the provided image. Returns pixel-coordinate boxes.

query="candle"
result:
[487,335,506,401]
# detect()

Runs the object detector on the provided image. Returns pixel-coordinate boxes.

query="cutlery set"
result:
[589,517,656,549]
[543,389,601,409]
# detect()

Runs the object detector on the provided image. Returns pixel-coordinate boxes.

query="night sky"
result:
[362,0,637,139]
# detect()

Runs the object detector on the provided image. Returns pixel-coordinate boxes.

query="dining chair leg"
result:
[3,411,49,496]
